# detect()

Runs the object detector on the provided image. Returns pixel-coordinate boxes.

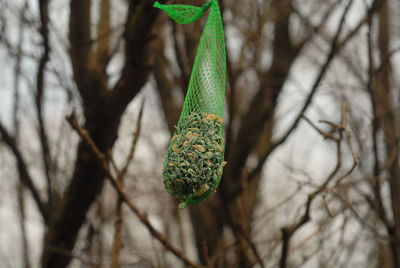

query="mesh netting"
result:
[154,0,226,208]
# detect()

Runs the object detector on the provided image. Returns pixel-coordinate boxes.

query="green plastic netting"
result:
[154,0,226,209]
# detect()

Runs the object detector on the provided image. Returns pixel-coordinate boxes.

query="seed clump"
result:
[163,112,227,208]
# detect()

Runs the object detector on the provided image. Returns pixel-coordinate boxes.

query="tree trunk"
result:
[41,1,163,267]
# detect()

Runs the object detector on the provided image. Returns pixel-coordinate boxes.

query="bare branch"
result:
[119,99,145,180]
[110,99,145,268]
[96,0,111,69]
[293,0,344,53]
[13,3,32,266]
[111,0,165,110]
[250,0,382,180]
[302,115,338,141]
[66,113,203,268]
[0,123,49,223]
[69,0,97,102]
[36,0,52,206]
[279,101,356,267]
[172,22,189,91]
[153,35,181,133]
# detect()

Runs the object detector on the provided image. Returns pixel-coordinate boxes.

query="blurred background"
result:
[0,0,400,267]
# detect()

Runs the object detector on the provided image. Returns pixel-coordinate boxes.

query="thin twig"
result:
[322,194,333,218]
[302,115,337,141]
[110,201,123,268]
[110,99,145,268]
[118,99,145,180]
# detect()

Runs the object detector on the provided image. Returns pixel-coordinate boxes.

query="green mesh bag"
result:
[154,0,227,209]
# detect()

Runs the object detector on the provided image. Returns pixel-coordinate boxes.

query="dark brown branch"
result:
[118,99,145,180]
[0,123,49,223]
[366,14,380,171]
[96,0,110,69]
[222,0,237,159]
[69,0,96,102]
[153,35,181,133]
[110,200,123,268]
[103,28,124,71]
[44,244,98,267]
[293,0,344,54]
[295,0,389,88]
[280,145,342,267]
[36,0,52,206]
[302,115,338,141]
[12,2,27,134]
[236,227,265,268]
[110,99,145,268]
[365,5,392,235]
[376,1,400,265]
[222,2,298,227]
[172,22,189,92]
[17,183,31,268]
[13,4,32,267]
[66,113,203,268]
[279,102,356,268]
[111,0,165,111]
[250,0,367,180]
[375,46,400,75]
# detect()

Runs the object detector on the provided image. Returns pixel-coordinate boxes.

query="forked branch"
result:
[279,102,358,268]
